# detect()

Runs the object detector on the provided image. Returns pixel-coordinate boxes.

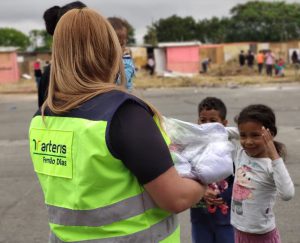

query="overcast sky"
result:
[0,0,297,43]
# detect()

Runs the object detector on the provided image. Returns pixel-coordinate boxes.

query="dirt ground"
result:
[1,64,300,93]
[136,64,300,89]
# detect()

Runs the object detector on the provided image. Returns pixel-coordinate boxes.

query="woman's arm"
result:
[109,100,206,213]
[144,167,206,213]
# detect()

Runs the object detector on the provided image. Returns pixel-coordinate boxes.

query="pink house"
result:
[157,42,201,74]
[0,47,19,83]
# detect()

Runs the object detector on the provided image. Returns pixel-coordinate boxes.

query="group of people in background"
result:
[201,49,294,76]
[239,49,287,77]
[239,50,255,68]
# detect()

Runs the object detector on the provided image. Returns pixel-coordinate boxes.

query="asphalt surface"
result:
[0,83,299,243]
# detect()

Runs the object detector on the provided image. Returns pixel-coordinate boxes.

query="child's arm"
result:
[262,127,295,201]
[225,127,239,140]
[225,127,239,170]
[272,158,295,200]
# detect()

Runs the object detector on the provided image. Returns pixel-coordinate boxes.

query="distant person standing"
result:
[239,51,246,67]
[33,59,42,88]
[256,51,265,74]
[147,55,155,75]
[291,50,300,76]
[246,50,254,68]
[43,60,50,73]
[201,58,211,73]
[265,50,275,76]
[291,50,299,64]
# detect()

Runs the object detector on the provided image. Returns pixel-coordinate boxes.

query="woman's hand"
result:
[144,167,207,213]
[262,126,280,161]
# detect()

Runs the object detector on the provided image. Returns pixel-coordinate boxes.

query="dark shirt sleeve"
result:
[38,65,50,107]
[109,100,174,184]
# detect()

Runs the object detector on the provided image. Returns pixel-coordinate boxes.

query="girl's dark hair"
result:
[237,104,286,159]
[43,1,87,35]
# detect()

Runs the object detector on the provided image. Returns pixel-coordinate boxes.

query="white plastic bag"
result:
[163,117,234,184]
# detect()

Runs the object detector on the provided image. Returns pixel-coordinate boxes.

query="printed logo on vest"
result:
[30,128,73,179]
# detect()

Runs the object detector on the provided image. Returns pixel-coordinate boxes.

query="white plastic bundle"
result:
[163,117,234,184]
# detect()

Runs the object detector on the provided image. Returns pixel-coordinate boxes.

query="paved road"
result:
[0,83,299,243]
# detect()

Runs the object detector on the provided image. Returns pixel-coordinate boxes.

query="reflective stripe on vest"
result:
[49,215,178,243]
[48,191,156,226]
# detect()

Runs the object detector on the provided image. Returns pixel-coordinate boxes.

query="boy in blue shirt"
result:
[190,97,234,243]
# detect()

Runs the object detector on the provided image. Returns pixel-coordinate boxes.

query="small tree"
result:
[125,21,136,45]
[0,28,30,50]
[196,17,231,43]
[227,1,300,42]
[147,15,198,42]
[143,25,158,45]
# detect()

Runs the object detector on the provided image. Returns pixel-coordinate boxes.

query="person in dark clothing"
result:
[147,55,155,75]
[38,65,50,107]
[201,58,211,73]
[246,50,255,68]
[38,1,87,107]
[239,50,246,67]
[291,50,299,64]
[33,60,42,89]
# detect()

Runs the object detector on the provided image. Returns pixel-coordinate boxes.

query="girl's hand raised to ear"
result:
[262,126,280,161]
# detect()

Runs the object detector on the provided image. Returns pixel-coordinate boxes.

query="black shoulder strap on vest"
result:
[32,90,152,122]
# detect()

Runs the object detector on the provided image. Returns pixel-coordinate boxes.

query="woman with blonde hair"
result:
[29,8,206,242]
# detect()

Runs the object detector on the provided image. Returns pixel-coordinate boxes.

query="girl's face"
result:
[238,121,268,158]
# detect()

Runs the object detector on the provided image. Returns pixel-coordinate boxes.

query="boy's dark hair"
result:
[198,97,227,120]
[236,104,286,159]
[43,1,87,35]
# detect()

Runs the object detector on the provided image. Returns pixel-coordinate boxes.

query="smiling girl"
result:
[231,104,294,243]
